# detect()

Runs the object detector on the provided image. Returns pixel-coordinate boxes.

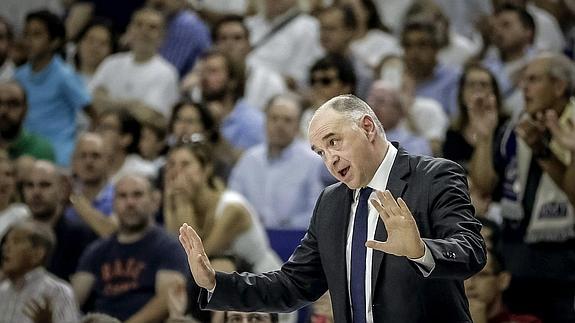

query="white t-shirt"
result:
[0,203,30,241]
[91,52,179,117]
[109,154,158,184]
[350,29,402,69]
[408,97,449,142]
[244,59,288,111]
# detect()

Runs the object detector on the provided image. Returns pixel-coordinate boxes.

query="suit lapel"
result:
[371,146,410,292]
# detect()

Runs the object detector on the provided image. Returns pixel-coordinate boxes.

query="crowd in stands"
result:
[0,0,574,322]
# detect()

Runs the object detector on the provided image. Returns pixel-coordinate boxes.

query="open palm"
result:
[365,190,425,259]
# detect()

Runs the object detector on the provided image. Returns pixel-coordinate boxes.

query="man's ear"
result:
[553,79,567,99]
[361,115,377,139]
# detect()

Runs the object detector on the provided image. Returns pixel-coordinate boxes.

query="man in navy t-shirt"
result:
[71,174,188,322]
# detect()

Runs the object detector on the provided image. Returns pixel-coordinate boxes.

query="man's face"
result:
[127,11,164,53]
[0,22,10,64]
[147,0,181,16]
[74,135,108,184]
[200,55,229,101]
[1,227,38,277]
[78,25,113,69]
[464,255,505,306]
[492,11,531,54]
[311,68,349,105]
[402,30,437,79]
[23,163,61,220]
[114,176,154,233]
[96,113,123,153]
[319,9,354,54]
[215,22,250,63]
[367,86,402,130]
[309,109,377,189]
[23,19,54,60]
[520,59,557,116]
[139,126,164,160]
[266,98,301,151]
[0,83,26,141]
[226,311,273,323]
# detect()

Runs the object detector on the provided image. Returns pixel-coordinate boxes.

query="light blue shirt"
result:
[15,56,91,166]
[228,139,325,229]
[221,98,265,150]
[414,63,460,118]
[386,125,432,156]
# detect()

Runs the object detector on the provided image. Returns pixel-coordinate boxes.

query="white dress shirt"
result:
[345,143,435,323]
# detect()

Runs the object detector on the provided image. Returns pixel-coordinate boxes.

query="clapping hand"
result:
[467,94,498,142]
[179,223,216,290]
[23,295,52,323]
[365,190,425,259]
[545,110,575,152]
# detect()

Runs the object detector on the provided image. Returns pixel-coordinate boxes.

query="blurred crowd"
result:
[0,0,574,322]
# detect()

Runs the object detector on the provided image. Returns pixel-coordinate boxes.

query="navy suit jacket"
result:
[200,146,486,323]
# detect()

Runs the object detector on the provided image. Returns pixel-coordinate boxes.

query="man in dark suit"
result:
[179,94,486,322]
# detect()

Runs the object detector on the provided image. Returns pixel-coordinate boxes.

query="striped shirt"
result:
[0,268,80,323]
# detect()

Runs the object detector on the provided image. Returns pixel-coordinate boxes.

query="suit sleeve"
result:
[199,190,329,313]
[420,160,487,280]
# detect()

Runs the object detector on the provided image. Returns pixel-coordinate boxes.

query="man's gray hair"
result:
[318,94,386,137]
[536,52,575,98]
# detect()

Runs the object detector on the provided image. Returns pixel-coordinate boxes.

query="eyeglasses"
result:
[311,76,338,86]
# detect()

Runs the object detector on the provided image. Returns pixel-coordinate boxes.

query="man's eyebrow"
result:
[310,133,335,151]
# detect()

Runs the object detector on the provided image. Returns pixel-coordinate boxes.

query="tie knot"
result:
[359,187,373,203]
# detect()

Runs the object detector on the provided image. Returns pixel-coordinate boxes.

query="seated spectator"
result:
[401,17,460,118]
[0,220,80,323]
[15,10,93,166]
[73,18,117,86]
[0,155,30,241]
[225,311,278,323]
[211,14,287,111]
[443,64,506,169]
[22,160,94,281]
[301,54,356,136]
[194,49,265,152]
[148,0,211,77]
[229,93,325,230]
[96,109,157,184]
[138,110,168,170]
[167,100,239,182]
[368,81,431,156]
[163,142,282,273]
[0,16,15,81]
[91,8,179,117]
[0,80,55,162]
[465,248,541,323]
[67,132,117,238]
[71,174,188,322]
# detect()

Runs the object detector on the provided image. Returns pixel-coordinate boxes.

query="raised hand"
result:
[365,190,425,259]
[545,109,575,152]
[467,94,498,141]
[179,223,216,290]
[23,295,52,323]
[515,113,548,153]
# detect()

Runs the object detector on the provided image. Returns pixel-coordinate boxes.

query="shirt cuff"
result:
[408,243,435,277]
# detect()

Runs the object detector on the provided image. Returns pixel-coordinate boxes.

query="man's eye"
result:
[329,139,338,146]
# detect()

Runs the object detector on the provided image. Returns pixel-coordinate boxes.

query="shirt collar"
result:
[354,142,398,200]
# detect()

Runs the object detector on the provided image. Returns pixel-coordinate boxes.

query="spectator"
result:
[148,0,211,77]
[96,109,157,184]
[22,160,94,281]
[482,3,537,117]
[344,0,401,69]
[65,0,145,38]
[167,100,239,181]
[469,53,575,322]
[71,174,188,322]
[211,14,287,111]
[302,54,356,136]
[225,311,278,323]
[138,110,168,170]
[15,10,93,166]
[73,18,117,86]
[0,220,80,323]
[229,93,325,230]
[466,250,541,323]
[401,17,460,118]
[368,81,431,156]
[163,142,282,273]
[0,16,15,80]
[196,49,265,151]
[317,4,374,99]
[67,132,117,238]
[0,80,55,162]
[91,8,179,118]
[443,64,505,169]
[245,0,323,87]
[0,155,30,241]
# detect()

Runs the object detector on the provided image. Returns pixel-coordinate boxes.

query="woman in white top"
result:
[163,141,282,273]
